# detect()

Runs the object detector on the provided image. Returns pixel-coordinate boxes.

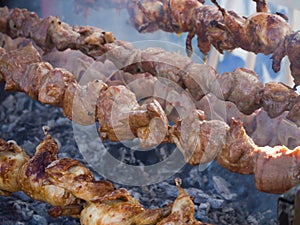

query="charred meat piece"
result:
[80,188,172,225]
[18,128,82,215]
[0,139,29,195]
[1,130,203,224]
[46,158,115,203]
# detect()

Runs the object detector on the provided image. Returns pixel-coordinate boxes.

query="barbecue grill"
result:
[0,0,299,224]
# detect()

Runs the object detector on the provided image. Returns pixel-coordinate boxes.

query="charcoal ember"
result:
[183,166,209,188]
[12,200,34,221]
[156,182,178,198]
[1,94,16,112]
[212,176,237,201]
[219,207,236,224]
[197,202,211,221]
[54,117,71,128]
[28,214,48,225]
[187,187,224,209]
[247,215,258,224]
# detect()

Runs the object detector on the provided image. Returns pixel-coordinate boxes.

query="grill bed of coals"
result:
[0,84,278,225]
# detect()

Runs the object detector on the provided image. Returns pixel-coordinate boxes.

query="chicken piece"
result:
[127,47,194,84]
[170,110,228,165]
[0,139,29,195]
[108,71,157,100]
[45,157,115,203]
[18,127,82,215]
[8,7,49,47]
[157,178,203,225]
[80,188,172,225]
[0,7,116,56]
[127,0,157,32]
[217,119,257,174]
[262,82,298,118]
[255,146,300,193]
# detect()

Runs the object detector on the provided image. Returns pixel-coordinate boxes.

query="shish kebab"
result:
[0,5,300,133]
[126,0,300,87]
[74,0,300,87]
[0,42,299,195]
[0,7,299,126]
[0,127,203,225]
[41,46,300,149]
[1,27,300,151]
